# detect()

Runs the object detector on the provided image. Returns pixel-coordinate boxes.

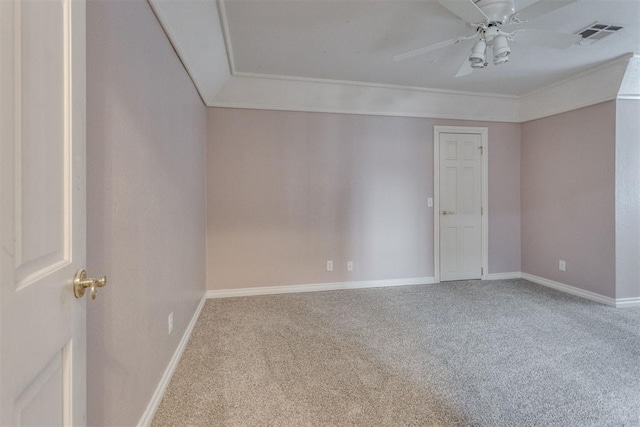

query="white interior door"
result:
[438,132,483,281]
[1,0,90,425]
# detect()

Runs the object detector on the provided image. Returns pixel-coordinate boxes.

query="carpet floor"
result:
[152,279,640,426]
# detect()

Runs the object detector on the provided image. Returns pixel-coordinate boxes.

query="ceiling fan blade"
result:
[511,29,582,49]
[438,0,489,25]
[511,0,578,22]
[393,34,477,61]
[455,54,473,78]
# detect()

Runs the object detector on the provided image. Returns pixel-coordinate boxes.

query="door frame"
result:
[433,126,488,283]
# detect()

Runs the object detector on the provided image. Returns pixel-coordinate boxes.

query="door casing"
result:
[433,126,488,283]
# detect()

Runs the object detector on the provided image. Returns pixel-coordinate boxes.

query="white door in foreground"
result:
[1,0,91,425]
[439,133,483,281]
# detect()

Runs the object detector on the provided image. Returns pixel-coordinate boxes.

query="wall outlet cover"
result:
[559,260,566,271]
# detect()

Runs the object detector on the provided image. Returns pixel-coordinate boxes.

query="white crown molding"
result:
[210,75,522,122]
[232,71,519,100]
[519,53,633,122]
[210,55,634,123]
[138,293,207,427]
[206,277,436,299]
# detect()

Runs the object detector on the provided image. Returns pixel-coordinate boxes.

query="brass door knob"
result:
[73,269,107,300]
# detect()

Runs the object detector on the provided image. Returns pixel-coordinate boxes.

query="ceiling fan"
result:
[394,0,582,77]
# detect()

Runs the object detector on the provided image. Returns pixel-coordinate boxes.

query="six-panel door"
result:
[1,0,87,425]
[439,133,483,281]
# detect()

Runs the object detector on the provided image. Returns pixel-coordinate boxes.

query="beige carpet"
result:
[151,279,640,426]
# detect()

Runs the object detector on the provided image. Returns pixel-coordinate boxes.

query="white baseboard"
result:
[205,272,638,308]
[207,277,436,299]
[615,297,640,308]
[482,272,522,280]
[137,292,207,427]
[520,273,617,307]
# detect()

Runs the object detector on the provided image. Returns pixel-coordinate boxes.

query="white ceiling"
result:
[222,0,640,95]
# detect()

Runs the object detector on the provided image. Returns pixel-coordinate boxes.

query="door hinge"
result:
[481,206,483,215]
[481,267,484,275]
[479,146,484,155]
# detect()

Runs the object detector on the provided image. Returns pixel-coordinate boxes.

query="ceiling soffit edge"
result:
[617,55,640,99]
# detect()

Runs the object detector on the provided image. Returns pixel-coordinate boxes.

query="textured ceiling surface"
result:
[223,0,640,95]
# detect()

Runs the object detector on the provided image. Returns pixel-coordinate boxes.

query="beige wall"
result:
[521,101,616,297]
[207,108,521,290]
[86,1,206,426]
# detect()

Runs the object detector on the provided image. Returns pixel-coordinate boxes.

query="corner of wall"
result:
[519,54,632,123]
[614,56,640,300]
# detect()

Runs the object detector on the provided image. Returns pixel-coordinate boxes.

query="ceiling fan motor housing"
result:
[483,26,501,44]
[474,0,516,24]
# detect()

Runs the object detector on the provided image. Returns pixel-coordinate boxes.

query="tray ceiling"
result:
[222,0,640,95]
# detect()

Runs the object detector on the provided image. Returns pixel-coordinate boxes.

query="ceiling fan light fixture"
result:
[469,39,487,66]
[493,35,510,62]
[396,0,584,76]
[493,54,509,65]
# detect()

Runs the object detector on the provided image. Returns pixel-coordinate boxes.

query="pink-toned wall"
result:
[521,101,616,297]
[207,108,520,290]
[86,1,206,426]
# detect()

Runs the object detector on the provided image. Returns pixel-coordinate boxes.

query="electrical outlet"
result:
[327,260,333,271]
[559,260,566,271]
[168,312,174,334]
[347,261,353,272]
[427,198,433,207]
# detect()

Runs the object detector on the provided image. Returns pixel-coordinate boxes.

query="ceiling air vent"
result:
[577,22,623,45]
